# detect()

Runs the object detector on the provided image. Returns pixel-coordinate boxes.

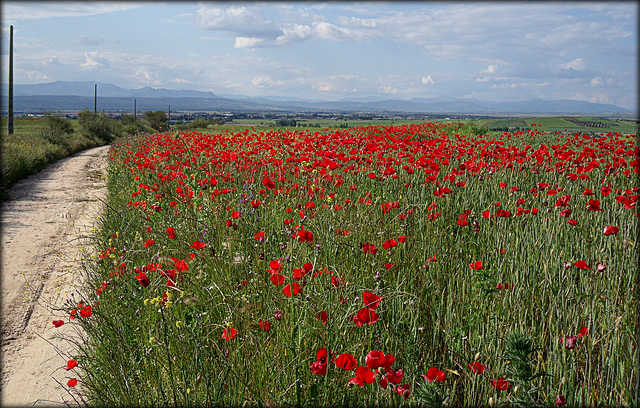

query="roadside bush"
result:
[120,113,153,135]
[78,109,122,143]
[41,111,74,149]
[175,117,222,130]
[143,110,168,132]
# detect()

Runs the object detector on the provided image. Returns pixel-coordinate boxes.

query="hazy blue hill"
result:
[6,80,217,99]
[1,81,634,115]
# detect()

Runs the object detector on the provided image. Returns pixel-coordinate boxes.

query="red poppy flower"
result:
[559,208,572,217]
[296,230,314,242]
[603,225,619,235]
[382,239,398,249]
[254,231,265,241]
[365,350,396,371]
[268,259,282,273]
[136,271,150,287]
[270,274,285,286]
[144,239,155,247]
[362,243,378,255]
[166,227,176,239]
[423,367,446,383]
[336,353,357,370]
[491,377,511,390]
[262,177,275,189]
[52,320,64,328]
[555,395,567,406]
[362,291,382,310]
[469,261,483,270]
[397,234,407,243]
[190,240,206,249]
[586,199,603,211]
[65,360,78,371]
[316,311,328,325]
[354,365,377,384]
[292,262,313,280]
[251,200,261,208]
[67,378,78,387]
[79,305,92,318]
[258,320,271,331]
[282,282,301,297]
[310,348,330,375]
[567,219,577,226]
[577,327,589,337]
[386,369,404,384]
[467,361,486,374]
[601,185,612,196]
[395,384,411,399]
[310,360,327,375]
[574,260,590,270]
[582,188,594,196]
[222,328,237,341]
[355,308,379,325]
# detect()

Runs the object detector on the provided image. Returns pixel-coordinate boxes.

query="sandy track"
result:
[1,145,110,407]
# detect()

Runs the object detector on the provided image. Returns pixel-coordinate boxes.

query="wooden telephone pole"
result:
[8,25,14,135]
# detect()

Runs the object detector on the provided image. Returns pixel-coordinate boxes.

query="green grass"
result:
[1,117,101,198]
[473,116,639,134]
[60,123,638,407]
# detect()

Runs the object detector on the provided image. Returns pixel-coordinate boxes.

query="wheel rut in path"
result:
[1,145,110,407]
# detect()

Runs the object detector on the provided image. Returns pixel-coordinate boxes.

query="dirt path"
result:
[1,145,110,407]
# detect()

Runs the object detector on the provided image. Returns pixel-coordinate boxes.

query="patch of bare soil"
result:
[1,145,110,407]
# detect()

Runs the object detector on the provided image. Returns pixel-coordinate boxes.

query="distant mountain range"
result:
[1,80,634,115]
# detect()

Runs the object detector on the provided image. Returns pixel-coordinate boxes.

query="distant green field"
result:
[473,116,638,134]
[222,116,638,134]
[0,117,82,138]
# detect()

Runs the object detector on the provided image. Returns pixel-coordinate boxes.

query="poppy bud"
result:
[596,262,606,272]
[474,352,481,361]
[565,336,578,349]
[489,397,495,407]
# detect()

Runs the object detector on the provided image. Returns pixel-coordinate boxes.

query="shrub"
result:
[120,113,152,135]
[41,111,74,149]
[78,109,122,143]
[143,111,169,132]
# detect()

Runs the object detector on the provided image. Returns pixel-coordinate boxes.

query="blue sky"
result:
[1,2,637,110]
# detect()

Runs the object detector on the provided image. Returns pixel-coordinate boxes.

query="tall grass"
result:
[65,124,638,407]
[1,117,101,199]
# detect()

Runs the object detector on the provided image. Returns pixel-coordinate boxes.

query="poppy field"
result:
[62,122,638,407]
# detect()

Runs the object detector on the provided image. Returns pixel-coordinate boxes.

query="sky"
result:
[1,1,637,110]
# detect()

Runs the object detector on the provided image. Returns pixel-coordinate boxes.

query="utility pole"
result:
[94,84,97,113]
[168,105,170,129]
[8,25,14,135]
[134,99,136,121]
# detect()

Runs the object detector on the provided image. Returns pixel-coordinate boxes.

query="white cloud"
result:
[234,37,267,49]
[252,76,284,88]
[378,85,398,94]
[80,51,110,70]
[421,75,435,85]
[196,6,273,31]
[560,58,590,71]
[43,57,61,66]
[275,24,313,45]
[3,3,143,21]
